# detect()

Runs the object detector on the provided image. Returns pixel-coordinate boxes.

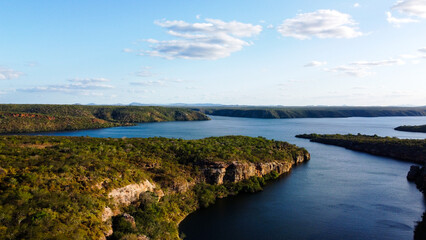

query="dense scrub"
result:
[296,133,426,164]
[395,124,426,133]
[199,106,426,119]
[0,135,307,239]
[0,104,209,134]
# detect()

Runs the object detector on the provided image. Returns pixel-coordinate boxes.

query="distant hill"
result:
[198,106,426,119]
[0,104,209,134]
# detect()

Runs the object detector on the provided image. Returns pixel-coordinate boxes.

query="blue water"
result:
[31,116,426,240]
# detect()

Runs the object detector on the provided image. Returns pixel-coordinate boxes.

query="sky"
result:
[0,0,426,106]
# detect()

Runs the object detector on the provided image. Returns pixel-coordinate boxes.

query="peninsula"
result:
[0,135,309,239]
[296,133,425,164]
[395,124,426,133]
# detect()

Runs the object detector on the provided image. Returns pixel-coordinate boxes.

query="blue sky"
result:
[1,0,425,106]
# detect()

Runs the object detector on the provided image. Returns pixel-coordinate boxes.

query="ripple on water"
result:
[376,220,412,231]
[373,204,404,214]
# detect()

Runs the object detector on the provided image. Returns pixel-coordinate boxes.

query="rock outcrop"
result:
[108,180,157,206]
[102,179,161,238]
[201,153,310,185]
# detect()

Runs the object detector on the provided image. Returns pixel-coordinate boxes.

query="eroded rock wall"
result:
[202,152,310,185]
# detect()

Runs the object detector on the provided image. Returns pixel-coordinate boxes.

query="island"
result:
[296,133,426,239]
[395,124,426,133]
[0,104,209,134]
[0,135,309,239]
[198,106,426,119]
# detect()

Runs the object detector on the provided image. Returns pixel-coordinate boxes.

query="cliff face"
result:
[108,180,157,206]
[201,152,310,185]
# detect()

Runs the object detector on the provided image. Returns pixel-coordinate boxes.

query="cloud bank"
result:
[304,61,327,67]
[325,58,405,77]
[140,18,262,60]
[393,0,426,18]
[0,67,24,80]
[277,10,363,40]
[387,0,426,26]
[20,78,113,95]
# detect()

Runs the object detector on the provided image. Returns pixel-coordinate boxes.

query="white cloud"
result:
[399,48,426,59]
[304,61,327,67]
[130,80,165,86]
[325,65,374,77]
[277,10,363,40]
[122,48,134,53]
[325,58,405,77]
[386,12,418,27]
[136,70,154,78]
[354,3,360,8]
[19,78,113,94]
[138,18,262,60]
[0,67,24,80]
[351,59,405,66]
[68,78,110,84]
[266,24,274,29]
[393,0,426,18]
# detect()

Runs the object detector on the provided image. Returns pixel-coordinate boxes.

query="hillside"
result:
[199,106,426,119]
[0,135,309,240]
[0,104,209,134]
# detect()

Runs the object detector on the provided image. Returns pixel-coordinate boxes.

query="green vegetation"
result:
[199,106,426,119]
[296,133,426,164]
[0,135,308,239]
[0,104,209,134]
[395,124,426,133]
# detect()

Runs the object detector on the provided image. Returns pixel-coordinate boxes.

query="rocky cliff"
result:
[201,153,310,185]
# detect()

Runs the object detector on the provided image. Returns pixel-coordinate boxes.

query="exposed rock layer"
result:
[201,153,310,185]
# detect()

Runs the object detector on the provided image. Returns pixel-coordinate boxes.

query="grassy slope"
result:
[0,135,308,240]
[395,124,426,133]
[0,104,209,134]
[200,106,426,119]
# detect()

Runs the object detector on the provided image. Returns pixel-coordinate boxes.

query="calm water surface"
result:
[33,116,426,240]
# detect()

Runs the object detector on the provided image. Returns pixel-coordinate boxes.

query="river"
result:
[32,116,426,240]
